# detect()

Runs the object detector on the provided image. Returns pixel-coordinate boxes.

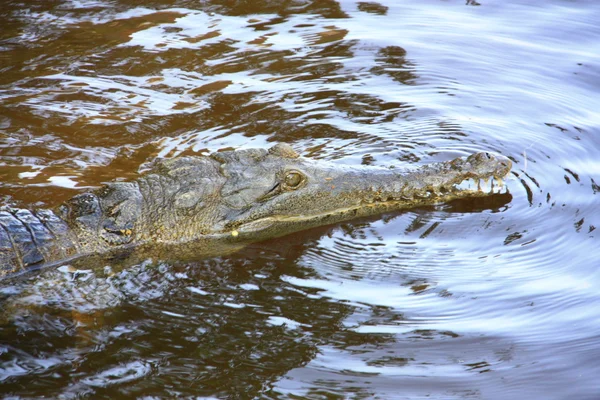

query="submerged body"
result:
[0,144,511,278]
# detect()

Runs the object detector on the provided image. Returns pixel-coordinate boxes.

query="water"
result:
[1,0,599,398]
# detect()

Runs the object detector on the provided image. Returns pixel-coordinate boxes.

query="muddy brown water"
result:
[1,0,600,399]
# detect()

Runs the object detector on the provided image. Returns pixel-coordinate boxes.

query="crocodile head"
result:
[201,143,512,240]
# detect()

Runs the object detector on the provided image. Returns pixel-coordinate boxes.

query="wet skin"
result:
[0,144,511,278]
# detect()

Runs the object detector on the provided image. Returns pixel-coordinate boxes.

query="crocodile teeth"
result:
[494,177,505,189]
[453,177,506,194]
[480,179,491,193]
[454,178,478,192]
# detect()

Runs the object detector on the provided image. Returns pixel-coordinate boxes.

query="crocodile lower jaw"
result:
[235,177,509,235]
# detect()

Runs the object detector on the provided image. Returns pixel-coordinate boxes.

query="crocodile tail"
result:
[0,208,79,277]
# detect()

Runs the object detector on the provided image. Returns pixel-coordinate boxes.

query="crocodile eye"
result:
[283,171,304,189]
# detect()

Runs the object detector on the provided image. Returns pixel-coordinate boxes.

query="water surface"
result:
[1,0,599,398]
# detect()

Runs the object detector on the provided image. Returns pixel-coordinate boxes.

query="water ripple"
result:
[1,0,600,398]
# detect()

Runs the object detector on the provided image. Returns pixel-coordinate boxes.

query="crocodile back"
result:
[0,208,78,277]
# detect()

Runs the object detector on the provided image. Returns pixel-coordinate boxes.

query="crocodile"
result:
[0,143,511,278]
